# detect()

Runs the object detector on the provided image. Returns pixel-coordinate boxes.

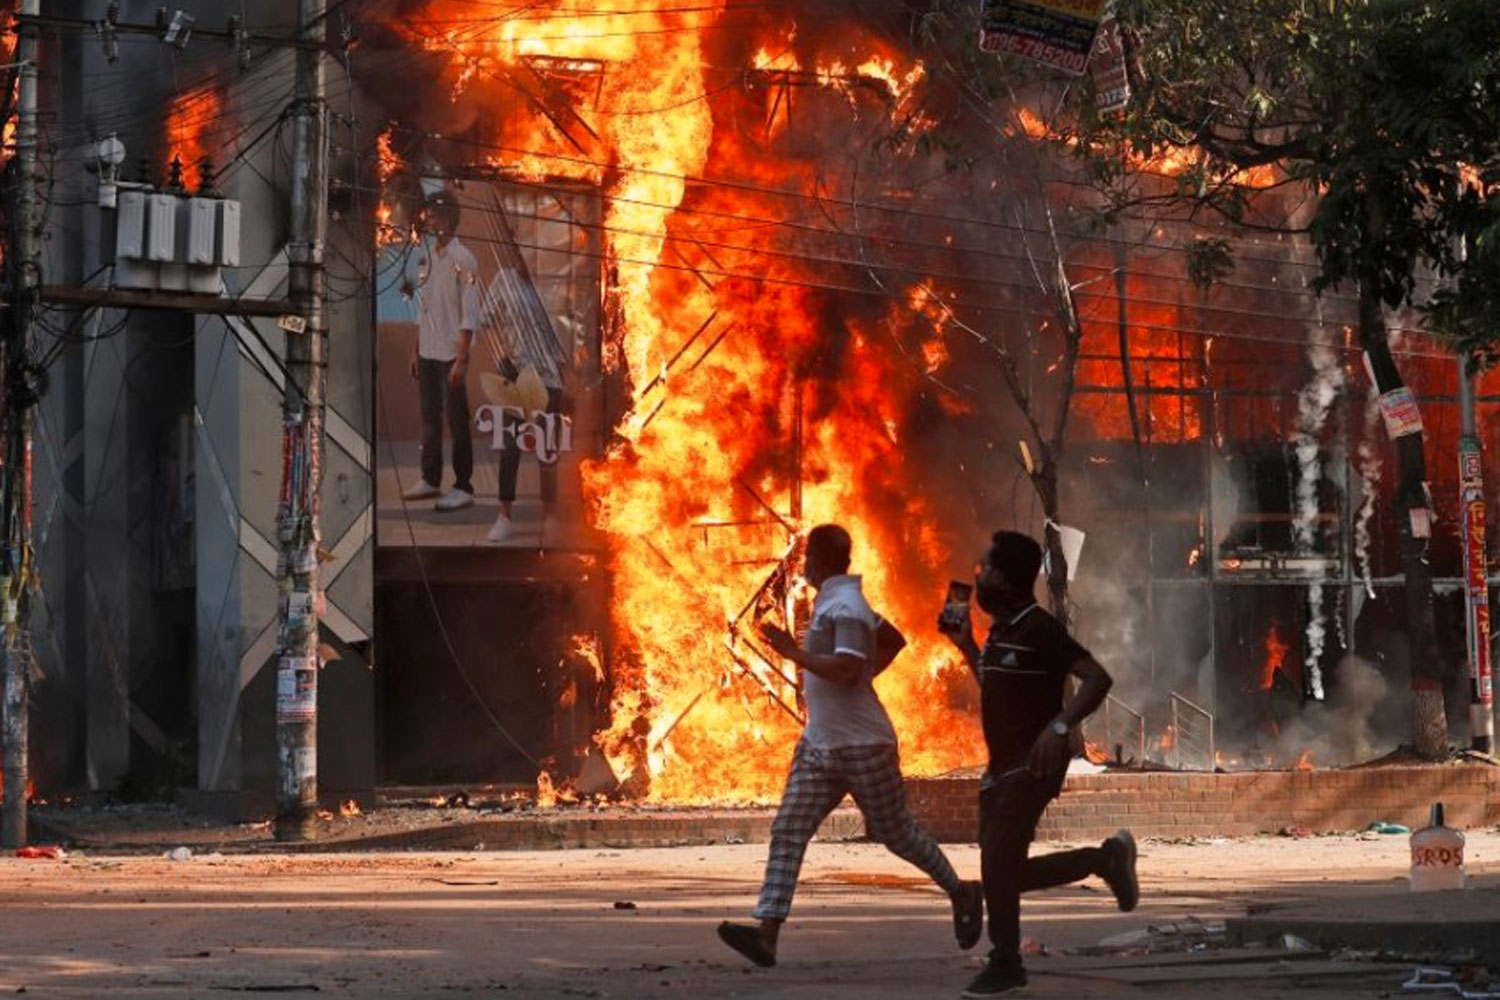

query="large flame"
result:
[391,3,1003,802]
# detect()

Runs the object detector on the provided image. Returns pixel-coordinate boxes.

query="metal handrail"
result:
[1168,691,1215,771]
[1092,695,1145,769]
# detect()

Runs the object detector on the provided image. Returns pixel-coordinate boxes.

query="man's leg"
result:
[977,771,1056,974]
[489,432,521,542]
[843,744,983,949]
[719,743,845,966]
[445,372,473,494]
[752,744,846,923]
[416,359,444,490]
[843,744,962,892]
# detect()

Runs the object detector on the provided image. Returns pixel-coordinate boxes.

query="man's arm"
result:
[450,257,481,387]
[760,623,865,687]
[1029,654,1113,782]
[937,607,982,679]
[450,327,473,386]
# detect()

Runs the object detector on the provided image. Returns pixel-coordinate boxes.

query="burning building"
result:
[16,1,1500,809]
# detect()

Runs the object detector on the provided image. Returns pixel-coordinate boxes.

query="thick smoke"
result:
[1292,307,1345,700]
[1271,655,1403,765]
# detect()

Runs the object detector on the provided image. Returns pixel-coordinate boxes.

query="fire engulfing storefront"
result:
[351,1,1499,803]
[24,2,1497,808]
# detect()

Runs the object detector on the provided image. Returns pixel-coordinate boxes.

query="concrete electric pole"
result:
[2,0,41,850]
[1457,349,1493,753]
[274,0,329,842]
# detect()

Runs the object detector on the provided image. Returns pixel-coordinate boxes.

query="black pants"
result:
[979,767,1104,969]
[418,357,473,494]
[498,386,564,505]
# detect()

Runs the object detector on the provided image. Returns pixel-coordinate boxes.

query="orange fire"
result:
[1014,108,1279,189]
[1158,724,1175,751]
[1262,622,1289,691]
[384,5,1168,802]
[165,84,222,192]
[1293,750,1314,771]
[1084,740,1110,765]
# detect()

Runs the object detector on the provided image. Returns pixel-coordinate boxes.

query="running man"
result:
[939,530,1139,997]
[718,523,984,967]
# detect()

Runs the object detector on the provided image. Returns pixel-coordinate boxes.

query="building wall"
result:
[30,11,376,798]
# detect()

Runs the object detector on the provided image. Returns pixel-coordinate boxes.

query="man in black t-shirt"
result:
[939,531,1139,998]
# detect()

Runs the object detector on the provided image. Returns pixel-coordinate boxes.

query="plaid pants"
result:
[752,741,964,920]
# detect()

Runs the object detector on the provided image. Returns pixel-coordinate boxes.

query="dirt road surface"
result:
[3,832,1496,998]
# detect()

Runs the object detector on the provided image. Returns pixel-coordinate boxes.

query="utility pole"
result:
[1458,349,1493,753]
[2,0,40,849]
[274,0,328,842]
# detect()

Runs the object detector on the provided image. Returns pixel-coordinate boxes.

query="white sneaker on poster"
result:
[486,514,513,543]
[401,480,441,501]
[434,489,475,512]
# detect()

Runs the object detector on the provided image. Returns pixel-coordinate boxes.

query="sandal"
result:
[953,881,984,949]
[717,921,776,967]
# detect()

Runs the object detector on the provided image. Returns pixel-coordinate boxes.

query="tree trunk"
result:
[1035,454,1070,628]
[1358,286,1447,757]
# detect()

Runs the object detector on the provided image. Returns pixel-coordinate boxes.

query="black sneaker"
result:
[952,880,984,950]
[1101,829,1139,912]
[961,963,1028,997]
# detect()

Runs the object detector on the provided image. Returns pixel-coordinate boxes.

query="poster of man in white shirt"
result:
[400,191,480,513]
[375,180,602,551]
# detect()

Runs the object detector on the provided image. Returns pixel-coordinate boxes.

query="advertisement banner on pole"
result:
[1377,386,1425,440]
[1459,438,1492,709]
[980,0,1112,76]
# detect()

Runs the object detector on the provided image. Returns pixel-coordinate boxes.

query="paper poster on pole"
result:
[1040,523,1086,581]
[979,0,1112,76]
[276,656,317,723]
[1377,387,1424,440]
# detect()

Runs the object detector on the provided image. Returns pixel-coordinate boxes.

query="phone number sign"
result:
[980,0,1111,76]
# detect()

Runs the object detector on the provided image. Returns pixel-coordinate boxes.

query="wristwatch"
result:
[1049,720,1069,737]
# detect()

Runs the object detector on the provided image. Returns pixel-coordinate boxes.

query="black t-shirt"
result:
[977,603,1091,774]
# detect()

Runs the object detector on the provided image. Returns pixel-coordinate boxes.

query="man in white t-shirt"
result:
[717,524,983,968]
[400,192,480,512]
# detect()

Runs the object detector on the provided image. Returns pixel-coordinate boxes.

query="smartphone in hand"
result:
[938,580,973,633]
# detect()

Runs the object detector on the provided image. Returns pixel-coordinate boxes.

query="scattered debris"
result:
[1279,933,1319,953]
[613,900,637,910]
[165,846,193,861]
[724,832,745,845]
[1369,821,1411,835]
[1279,825,1313,838]
[423,878,499,887]
[1079,917,1229,957]
[1404,966,1500,998]
[1020,937,1048,957]
[14,845,64,860]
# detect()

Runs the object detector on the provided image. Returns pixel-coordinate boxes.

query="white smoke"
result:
[1354,393,1383,598]
[1292,315,1345,701]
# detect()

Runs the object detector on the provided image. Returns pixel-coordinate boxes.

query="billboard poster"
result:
[980,0,1113,76]
[374,180,603,550]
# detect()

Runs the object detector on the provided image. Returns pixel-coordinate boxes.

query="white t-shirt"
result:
[800,574,898,749]
[407,237,481,362]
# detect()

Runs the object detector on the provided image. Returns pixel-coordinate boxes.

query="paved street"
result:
[4,831,1496,998]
